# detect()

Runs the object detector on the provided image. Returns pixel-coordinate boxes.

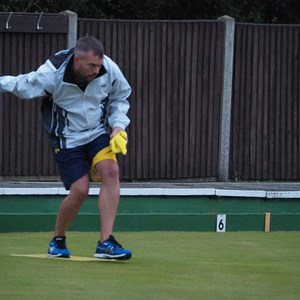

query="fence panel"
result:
[0,12,68,179]
[78,19,224,180]
[230,23,300,180]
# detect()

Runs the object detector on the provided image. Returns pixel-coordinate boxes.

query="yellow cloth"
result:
[110,131,128,155]
[90,146,116,182]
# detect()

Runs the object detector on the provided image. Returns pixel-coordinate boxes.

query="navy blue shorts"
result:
[53,134,112,190]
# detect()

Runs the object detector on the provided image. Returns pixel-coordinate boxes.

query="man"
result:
[0,36,132,260]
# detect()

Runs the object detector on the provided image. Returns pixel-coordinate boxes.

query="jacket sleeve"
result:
[108,61,131,130]
[0,60,56,99]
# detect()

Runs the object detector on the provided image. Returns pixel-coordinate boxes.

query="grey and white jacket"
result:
[0,49,131,148]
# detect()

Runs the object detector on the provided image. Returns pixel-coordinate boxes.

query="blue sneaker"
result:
[94,235,132,260]
[47,237,71,258]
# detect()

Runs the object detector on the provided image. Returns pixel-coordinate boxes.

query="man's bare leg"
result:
[95,160,120,242]
[54,174,90,236]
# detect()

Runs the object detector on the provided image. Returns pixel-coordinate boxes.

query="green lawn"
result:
[0,232,300,300]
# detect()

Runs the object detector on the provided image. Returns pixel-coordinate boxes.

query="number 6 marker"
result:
[216,214,226,232]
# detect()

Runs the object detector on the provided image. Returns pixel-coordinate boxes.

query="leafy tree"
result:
[1,0,300,23]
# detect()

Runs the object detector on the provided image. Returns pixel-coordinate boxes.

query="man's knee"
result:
[96,160,119,181]
[70,175,90,200]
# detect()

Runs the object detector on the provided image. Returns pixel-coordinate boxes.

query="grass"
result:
[0,231,300,300]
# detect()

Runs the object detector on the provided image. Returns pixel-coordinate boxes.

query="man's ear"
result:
[73,56,80,64]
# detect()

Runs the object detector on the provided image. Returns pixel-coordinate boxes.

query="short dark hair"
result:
[75,36,104,58]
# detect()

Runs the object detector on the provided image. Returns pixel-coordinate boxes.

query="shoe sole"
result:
[47,254,70,258]
[94,253,132,260]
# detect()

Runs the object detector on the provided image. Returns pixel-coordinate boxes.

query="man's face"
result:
[73,50,103,83]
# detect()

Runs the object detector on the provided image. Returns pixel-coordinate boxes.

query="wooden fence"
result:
[78,19,225,180]
[0,12,299,181]
[0,12,68,180]
[231,23,300,180]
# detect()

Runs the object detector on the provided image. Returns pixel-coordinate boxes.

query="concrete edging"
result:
[1,187,300,198]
